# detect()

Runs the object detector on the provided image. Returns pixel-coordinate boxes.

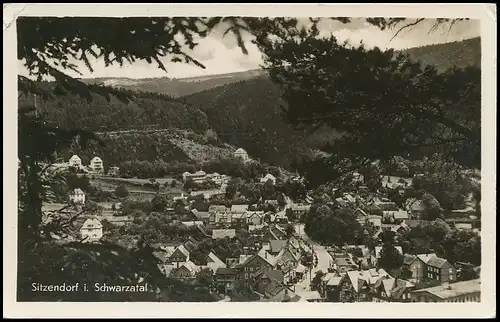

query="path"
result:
[293,223,332,296]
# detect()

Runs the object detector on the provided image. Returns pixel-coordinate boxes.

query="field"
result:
[91,176,185,201]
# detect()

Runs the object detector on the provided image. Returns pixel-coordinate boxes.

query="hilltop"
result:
[80,69,267,98]
[23,38,481,170]
[79,38,480,98]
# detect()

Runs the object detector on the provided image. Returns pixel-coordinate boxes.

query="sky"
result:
[18,18,480,80]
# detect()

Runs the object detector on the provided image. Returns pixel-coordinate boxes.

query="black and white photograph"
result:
[4,3,496,319]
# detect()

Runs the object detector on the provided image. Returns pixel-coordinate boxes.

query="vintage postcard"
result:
[3,3,496,319]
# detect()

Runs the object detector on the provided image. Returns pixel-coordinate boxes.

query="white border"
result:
[3,3,497,318]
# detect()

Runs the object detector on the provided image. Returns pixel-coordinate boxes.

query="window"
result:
[449,268,453,274]
[450,274,454,281]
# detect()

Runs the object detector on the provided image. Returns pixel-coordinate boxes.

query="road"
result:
[293,223,332,296]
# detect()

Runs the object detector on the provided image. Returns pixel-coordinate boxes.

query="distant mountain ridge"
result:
[80,37,480,97]
[80,69,268,97]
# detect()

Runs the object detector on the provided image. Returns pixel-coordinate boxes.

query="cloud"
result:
[17,18,480,80]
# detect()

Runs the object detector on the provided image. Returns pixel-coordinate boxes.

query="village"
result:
[38,147,482,303]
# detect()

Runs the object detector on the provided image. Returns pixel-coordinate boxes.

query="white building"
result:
[182,170,207,184]
[234,148,249,162]
[90,156,104,173]
[80,218,103,242]
[68,155,82,169]
[260,173,277,185]
[69,188,86,204]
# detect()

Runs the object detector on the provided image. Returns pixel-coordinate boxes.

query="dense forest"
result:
[400,37,480,72]
[20,37,481,170]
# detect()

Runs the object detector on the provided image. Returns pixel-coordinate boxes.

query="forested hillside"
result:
[401,37,480,72]
[21,38,481,170]
[80,69,267,98]
[78,38,481,97]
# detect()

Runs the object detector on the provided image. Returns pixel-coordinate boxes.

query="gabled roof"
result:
[69,154,81,160]
[208,205,230,213]
[207,252,226,268]
[81,218,102,229]
[175,245,190,257]
[179,261,200,274]
[231,204,249,213]
[381,278,414,299]
[260,269,284,283]
[427,256,450,268]
[269,240,287,254]
[416,253,437,264]
[346,268,390,293]
[411,279,481,299]
[403,254,417,265]
[72,188,85,195]
[212,229,236,239]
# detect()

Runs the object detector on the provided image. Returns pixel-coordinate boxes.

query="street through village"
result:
[293,223,333,296]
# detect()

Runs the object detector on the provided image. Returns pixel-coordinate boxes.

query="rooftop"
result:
[412,279,481,299]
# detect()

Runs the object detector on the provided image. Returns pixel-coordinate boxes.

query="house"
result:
[298,291,324,302]
[215,267,239,291]
[410,279,481,303]
[231,204,249,213]
[370,198,398,211]
[234,148,249,161]
[183,237,200,253]
[405,198,425,218]
[256,277,300,302]
[330,253,358,274]
[208,205,230,214]
[212,229,236,239]
[169,245,190,264]
[426,256,457,283]
[343,193,356,203]
[210,212,232,225]
[289,204,310,217]
[171,261,200,279]
[268,240,287,256]
[247,212,263,225]
[68,154,82,168]
[320,273,343,302]
[181,221,204,228]
[190,209,211,222]
[260,173,277,185]
[237,249,278,284]
[80,218,103,242]
[382,210,410,223]
[357,215,382,229]
[372,246,403,266]
[182,170,207,183]
[69,188,86,204]
[89,156,104,173]
[391,222,410,234]
[265,225,287,241]
[275,246,300,282]
[107,166,120,176]
[206,252,227,272]
[372,277,415,302]
[403,252,438,283]
[264,200,279,208]
[339,268,391,302]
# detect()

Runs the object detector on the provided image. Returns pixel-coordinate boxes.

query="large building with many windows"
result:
[410,279,481,303]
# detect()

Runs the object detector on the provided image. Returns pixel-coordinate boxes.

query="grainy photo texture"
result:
[17,16,481,303]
